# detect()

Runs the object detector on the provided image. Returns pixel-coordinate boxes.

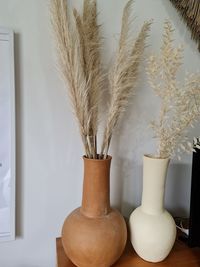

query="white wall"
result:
[0,0,199,266]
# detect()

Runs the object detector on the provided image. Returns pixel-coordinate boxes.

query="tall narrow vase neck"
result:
[81,156,111,218]
[141,155,170,215]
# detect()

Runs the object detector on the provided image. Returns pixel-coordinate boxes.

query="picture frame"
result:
[0,28,15,242]
[188,147,200,247]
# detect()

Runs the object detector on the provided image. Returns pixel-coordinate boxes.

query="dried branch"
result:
[147,20,200,159]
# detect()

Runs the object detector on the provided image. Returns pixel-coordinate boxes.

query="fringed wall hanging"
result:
[169,0,200,51]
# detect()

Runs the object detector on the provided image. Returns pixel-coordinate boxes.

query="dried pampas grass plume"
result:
[50,0,103,158]
[147,20,200,159]
[101,1,152,158]
[50,0,151,159]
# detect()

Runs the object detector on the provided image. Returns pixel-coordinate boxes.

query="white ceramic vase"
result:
[129,155,176,263]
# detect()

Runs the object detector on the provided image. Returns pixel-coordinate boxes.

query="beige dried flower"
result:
[101,1,152,158]
[147,20,200,159]
[50,0,103,158]
[51,0,151,159]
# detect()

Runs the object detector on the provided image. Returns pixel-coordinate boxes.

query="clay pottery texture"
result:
[62,156,127,267]
[129,155,176,262]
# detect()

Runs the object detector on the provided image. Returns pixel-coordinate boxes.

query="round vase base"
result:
[129,207,176,263]
[62,207,127,267]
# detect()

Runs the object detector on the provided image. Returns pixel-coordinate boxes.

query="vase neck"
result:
[141,156,170,215]
[81,156,111,218]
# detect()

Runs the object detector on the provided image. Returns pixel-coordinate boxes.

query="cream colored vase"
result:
[129,155,176,263]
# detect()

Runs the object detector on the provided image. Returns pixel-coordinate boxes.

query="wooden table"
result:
[56,236,200,267]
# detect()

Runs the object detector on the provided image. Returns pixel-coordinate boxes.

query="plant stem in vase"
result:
[129,20,200,263]
[50,0,151,265]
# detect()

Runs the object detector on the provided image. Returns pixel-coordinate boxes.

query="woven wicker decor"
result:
[170,0,200,51]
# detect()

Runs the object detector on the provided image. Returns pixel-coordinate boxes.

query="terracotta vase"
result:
[62,156,127,267]
[129,155,176,262]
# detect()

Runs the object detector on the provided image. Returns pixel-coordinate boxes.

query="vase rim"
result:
[83,155,112,162]
[144,154,170,160]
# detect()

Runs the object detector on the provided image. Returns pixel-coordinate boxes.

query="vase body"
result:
[129,155,176,263]
[62,156,127,267]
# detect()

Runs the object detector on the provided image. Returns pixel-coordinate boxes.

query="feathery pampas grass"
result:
[50,0,102,158]
[101,13,152,158]
[147,21,200,159]
[50,0,151,159]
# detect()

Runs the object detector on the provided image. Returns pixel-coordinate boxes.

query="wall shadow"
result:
[166,162,192,217]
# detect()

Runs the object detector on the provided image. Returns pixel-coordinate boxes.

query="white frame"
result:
[0,28,15,242]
